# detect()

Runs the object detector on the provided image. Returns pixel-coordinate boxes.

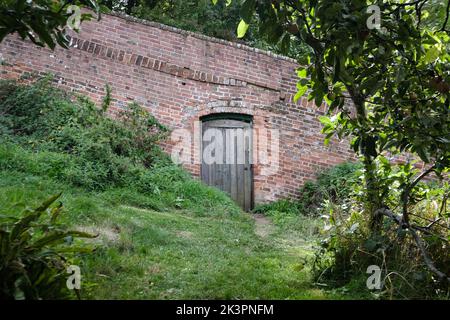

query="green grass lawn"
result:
[0,170,363,300]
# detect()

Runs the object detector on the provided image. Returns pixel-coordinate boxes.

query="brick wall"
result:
[0,12,355,204]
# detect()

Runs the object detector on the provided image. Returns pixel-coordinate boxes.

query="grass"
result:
[0,169,365,299]
[2,80,446,300]
[0,80,371,299]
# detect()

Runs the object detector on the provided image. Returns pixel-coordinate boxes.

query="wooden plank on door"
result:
[229,128,238,201]
[201,123,209,185]
[243,127,252,211]
[236,127,245,208]
[200,117,253,211]
[223,128,231,195]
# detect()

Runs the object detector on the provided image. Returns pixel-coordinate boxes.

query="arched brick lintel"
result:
[181,100,270,189]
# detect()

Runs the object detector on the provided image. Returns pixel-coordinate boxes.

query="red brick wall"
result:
[0,12,354,204]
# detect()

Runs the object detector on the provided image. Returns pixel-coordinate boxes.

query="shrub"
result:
[312,175,450,299]
[0,193,94,299]
[0,78,240,215]
[254,161,449,299]
[298,162,362,215]
[0,78,169,191]
[254,162,362,217]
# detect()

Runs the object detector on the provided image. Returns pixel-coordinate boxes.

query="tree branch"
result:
[409,228,450,283]
[401,165,436,226]
[441,0,450,32]
[375,207,450,283]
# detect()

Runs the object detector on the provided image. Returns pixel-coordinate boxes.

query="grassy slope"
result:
[0,80,365,299]
[0,169,360,299]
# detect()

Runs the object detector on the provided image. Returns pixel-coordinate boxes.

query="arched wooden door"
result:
[200,114,253,211]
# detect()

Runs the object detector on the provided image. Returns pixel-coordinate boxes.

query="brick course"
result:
[0,12,355,204]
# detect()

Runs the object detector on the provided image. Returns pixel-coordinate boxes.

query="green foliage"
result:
[254,198,301,216]
[236,19,249,38]
[101,83,112,112]
[0,193,94,300]
[225,0,450,287]
[254,162,361,217]
[299,162,362,215]
[0,78,169,191]
[0,78,240,216]
[312,172,450,299]
[255,160,449,298]
[0,1,100,49]
[225,0,450,172]
[133,0,242,41]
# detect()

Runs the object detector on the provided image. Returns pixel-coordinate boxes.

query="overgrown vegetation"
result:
[0,78,168,191]
[0,193,94,300]
[0,78,349,300]
[0,0,100,49]
[255,162,449,299]
[0,78,239,215]
[223,0,450,298]
[254,162,361,217]
[313,170,449,299]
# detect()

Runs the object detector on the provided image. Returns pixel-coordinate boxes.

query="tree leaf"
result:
[294,82,308,102]
[297,68,307,78]
[237,19,249,38]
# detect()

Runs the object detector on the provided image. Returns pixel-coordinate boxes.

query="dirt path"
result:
[252,213,274,238]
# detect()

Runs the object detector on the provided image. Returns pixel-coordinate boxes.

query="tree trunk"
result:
[363,155,383,234]
[349,87,384,234]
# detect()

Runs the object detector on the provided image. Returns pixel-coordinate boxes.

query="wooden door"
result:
[201,118,253,211]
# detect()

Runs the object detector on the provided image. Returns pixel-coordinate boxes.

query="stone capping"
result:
[107,11,298,64]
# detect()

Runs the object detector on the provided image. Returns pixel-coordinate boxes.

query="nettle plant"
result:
[222,0,450,283]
